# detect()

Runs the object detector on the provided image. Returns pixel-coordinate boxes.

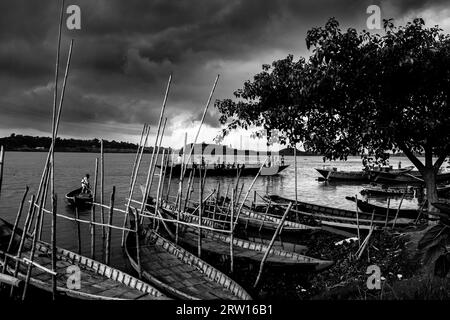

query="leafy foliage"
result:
[216,18,450,163]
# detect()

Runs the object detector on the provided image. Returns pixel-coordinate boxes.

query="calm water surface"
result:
[0,152,421,274]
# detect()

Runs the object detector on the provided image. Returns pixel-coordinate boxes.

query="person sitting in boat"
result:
[81,174,91,194]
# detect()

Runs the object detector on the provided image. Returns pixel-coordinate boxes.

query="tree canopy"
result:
[216,18,450,172]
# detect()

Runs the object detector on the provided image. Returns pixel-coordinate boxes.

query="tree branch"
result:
[398,142,425,172]
[434,153,448,173]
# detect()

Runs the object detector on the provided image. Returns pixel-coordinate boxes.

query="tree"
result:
[216,18,450,211]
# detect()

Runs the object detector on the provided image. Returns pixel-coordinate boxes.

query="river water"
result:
[0,152,422,274]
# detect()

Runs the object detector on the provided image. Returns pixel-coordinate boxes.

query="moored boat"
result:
[157,163,289,177]
[0,218,168,300]
[431,202,450,214]
[263,194,415,230]
[158,207,333,270]
[315,166,414,182]
[125,227,251,300]
[345,196,427,220]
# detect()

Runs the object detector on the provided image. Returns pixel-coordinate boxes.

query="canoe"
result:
[264,195,414,230]
[157,164,289,177]
[125,227,251,300]
[238,207,321,233]
[360,185,417,197]
[345,196,425,220]
[431,202,450,214]
[373,171,450,184]
[316,166,414,182]
[65,187,93,208]
[0,218,168,300]
[177,199,320,234]
[158,205,332,270]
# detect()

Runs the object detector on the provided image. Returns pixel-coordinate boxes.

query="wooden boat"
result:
[125,227,251,300]
[0,218,168,300]
[158,206,333,270]
[264,195,414,230]
[431,202,450,214]
[65,187,93,208]
[373,171,450,184]
[176,199,320,234]
[157,163,289,177]
[360,184,418,197]
[316,166,413,182]
[238,207,321,233]
[345,196,426,220]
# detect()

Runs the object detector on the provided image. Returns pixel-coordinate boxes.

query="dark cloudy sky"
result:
[1,0,449,149]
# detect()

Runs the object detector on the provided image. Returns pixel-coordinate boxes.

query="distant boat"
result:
[65,187,93,208]
[360,183,450,197]
[158,163,289,177]
[263,194,415,231]
[373,171,450,184]
[315,166,414,182]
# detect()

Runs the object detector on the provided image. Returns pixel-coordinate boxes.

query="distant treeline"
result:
[0,134,144,153]
[0,134,411,157]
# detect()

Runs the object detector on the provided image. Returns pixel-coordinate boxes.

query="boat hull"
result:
[159,164,289,177]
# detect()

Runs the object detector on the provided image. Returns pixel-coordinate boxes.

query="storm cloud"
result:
[0,0,449,145]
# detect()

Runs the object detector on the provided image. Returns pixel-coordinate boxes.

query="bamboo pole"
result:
[176,132,188,212]
[128,124,147,192]
[146,118,168,198]
[230,188,234,273]
[0,145,4,198]
[384,197,391,228]
[6,186,29,252]
[213,182,220,222]
[198,166,203,257]
[254,203,292,288]
[91,158,99,259]
[10,194,35,297]
[34,163,50,240]
[75,202,81,254]
[51,193,57,300]
[233,158,268,231]
[105,186,115,265]
[165,150,174,201]
[49,10,65,297]
[139,118,168,225]
[134,202,142,278]
[392,191,406,228]
[183,168,195,212]
[259,200,271,232]
[30,40,73,233]
[294,146,298,222]
[154,150,166,229]
[177,166,193,243]
[22,195,46,300]
[121,125,150,246]
[100,139,105,238]
[355,194,361,247]
[160,147,169,200]
[38,168,50,241]
[138,73,172,220]
[0,186,29,291]
[181,75,220,177]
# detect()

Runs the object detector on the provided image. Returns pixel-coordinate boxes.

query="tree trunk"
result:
[421,166,438,216]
